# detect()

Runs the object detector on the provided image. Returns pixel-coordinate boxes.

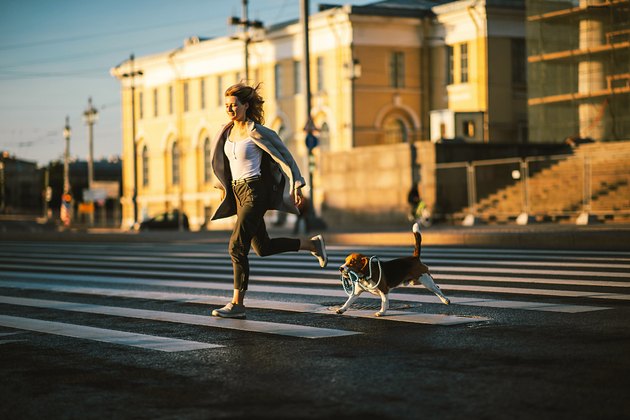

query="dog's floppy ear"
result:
[358,255,370,271]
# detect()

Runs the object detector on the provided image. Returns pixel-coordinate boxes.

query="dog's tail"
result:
[412,222,422,258]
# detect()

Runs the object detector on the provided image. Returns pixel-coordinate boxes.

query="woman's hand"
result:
[293,188,303,206]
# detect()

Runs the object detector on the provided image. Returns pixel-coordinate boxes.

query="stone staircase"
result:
[458,141,630,224]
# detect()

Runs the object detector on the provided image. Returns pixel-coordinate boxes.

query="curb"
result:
[2,226,629,251]
[326,229,630,251]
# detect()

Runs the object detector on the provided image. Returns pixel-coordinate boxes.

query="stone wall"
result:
[317,140,570,228]
[319,143,417,227]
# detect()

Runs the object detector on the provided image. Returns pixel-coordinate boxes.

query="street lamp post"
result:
[0,160,5,214]
[63,116,71,195]
[61,116,72,227]
[229,0,263,82]
[121,54,143,226]
[83,97,98,191]
[84,97,98,226]
[300,0,319,224]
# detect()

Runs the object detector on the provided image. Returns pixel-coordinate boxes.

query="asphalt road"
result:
[0,239,629,419]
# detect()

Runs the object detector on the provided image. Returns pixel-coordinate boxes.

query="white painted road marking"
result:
[2,258,629,279]
[3,250,630,269]
[0,314,220,352]
[0,270,613,312]
[0,282,489,325]
[0,295,361,339]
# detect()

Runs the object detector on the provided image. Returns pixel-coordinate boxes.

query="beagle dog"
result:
[338,223,450,317]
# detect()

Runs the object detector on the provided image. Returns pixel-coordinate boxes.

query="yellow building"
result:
[111,0,526,230]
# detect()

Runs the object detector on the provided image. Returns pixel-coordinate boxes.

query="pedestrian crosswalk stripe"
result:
[0,271,611,313]
[4,242,630,256]
[322,310,490,325]
[435,274,629,288]
[2,267,622,308]
[0,314,220,352]
[0,295,360,339]
[1,258,628,280]
[0,331,27,345]
[441,284,630,300]
[3,250,630,270]
[3,259,628,290]
[2,260,627,293]
[0,273,610,313]
[0,282,489,325]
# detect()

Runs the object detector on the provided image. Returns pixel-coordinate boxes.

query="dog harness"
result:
[341,256,382,296]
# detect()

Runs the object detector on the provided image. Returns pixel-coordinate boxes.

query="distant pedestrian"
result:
[209,82,328,319]
[407,183,421,222]
[407,182,432,227]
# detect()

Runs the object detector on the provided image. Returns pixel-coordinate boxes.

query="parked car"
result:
[138,211,189,231]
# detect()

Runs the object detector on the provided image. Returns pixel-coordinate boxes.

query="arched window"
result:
[319,122,330,150]
[141,145,149,187]
[272,117,290,148]
[383,117,408,144]
[277,123,287,140]
[203,136,212,183]
[171,141,180,185]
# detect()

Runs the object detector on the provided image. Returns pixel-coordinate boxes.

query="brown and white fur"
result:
[338,223,450,317]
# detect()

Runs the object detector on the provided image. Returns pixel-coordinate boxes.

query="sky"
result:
[0,0,373,166]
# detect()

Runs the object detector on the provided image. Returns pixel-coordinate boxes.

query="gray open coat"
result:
[210,120,306,221]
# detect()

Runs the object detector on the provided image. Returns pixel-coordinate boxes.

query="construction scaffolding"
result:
[527,0,630,142]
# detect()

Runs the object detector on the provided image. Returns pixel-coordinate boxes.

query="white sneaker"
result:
[211,302,246,319]
[310,235,328,268]
[438,295,451,305]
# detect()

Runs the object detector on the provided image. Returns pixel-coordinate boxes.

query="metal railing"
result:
[434,150,630,224]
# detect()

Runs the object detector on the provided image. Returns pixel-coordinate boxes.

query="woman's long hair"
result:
[225,82,265,125]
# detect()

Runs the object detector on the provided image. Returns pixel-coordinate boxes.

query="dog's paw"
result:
[336,308,346,315]
[374,311,385,317]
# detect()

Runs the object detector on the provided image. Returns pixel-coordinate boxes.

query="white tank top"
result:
[224,136,263,180]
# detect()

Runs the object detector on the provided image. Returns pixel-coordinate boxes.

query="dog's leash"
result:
[341,256,382,296]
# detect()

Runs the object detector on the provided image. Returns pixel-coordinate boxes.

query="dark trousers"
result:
[229,179,300,291]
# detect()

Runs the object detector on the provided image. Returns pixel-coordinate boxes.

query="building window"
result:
[384,117,408,144]
[463,120,476,137]
[183,81,189,112]
[274,63,282,99]
[217,75,223,107]
[319,122,330,150]
[171,141,180,185]
[168,85,174,114]
[440,123,447,139]
[317,56,325,92]
[153,89,158,117]
[293,60,301,94]
[142,145,149,187]
[200,79,206,109]
[138,91,144,120]
[446,45,454,85]
[389,51,405,88]
[203,136,212,183]
[460,43,469,83]
[512,39,526,85]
